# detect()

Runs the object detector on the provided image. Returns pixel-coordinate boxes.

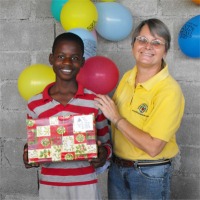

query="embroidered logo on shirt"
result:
[138,103,148,114]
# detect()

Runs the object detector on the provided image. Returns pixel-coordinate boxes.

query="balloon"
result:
[91,29,98,41]
[178,15,200,58]
[77,56,119,94]
[95,2,133,41]
[50,0,69,22]
[68,28,97,60]
[60,0,98,31]
[192,0,200,4]
[18,64,55,100]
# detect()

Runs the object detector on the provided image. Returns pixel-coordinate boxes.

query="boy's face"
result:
[49,40,85,81]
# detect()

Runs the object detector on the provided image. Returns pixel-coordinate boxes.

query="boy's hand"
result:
[89,141,107,168]
[23,143,39,168]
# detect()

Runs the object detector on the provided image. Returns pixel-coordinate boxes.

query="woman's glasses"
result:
[135,36,166,48]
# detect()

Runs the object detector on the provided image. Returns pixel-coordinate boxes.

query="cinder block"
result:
[2,139,25,167]
[0,21,54,51]
[35,51,51,65]
[171,176,200,199]
[98,171,108,200]
[35,0,52,19]
[172,50,200,81]
[0,139,2,167]
[4,194,39,200]
[177,115,200,146]
[179,146,200,175]
[0,167,39,195]
[0,0,31,20]
[0,52,31,81]
[161,0,200,16]
[0,111,27,139]
[180,82,200,114]
[91,35,119,52]
[1,82,26,111]
[120,0,158,17]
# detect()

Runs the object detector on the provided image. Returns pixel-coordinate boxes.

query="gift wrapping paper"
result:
[26,114,97,164]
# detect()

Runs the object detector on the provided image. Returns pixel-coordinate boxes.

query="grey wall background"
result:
[0,0,200,199]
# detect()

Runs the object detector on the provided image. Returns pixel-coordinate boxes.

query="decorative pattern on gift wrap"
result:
[39,149,51,158]
[37,126,51,137]
[62,136,74,152]
[51,145,62,161]
[49,116,59,125]
[26,114,97,164]
[56,126,66,134]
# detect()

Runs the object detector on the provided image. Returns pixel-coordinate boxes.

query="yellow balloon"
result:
[18,64,55,100]
[60,0,98,31]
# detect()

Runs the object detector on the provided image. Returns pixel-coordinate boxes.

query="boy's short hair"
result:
[52,32,84,55]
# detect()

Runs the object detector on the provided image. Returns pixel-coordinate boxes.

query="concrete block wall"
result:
[0,0,199,199]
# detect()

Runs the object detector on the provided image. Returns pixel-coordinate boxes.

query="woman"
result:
[95,18,185,200]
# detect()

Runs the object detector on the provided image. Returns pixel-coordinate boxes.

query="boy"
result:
[23,32,111,200]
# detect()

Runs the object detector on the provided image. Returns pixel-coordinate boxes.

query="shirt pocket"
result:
[128,97,151,128]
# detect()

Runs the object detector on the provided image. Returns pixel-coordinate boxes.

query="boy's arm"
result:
[89,110,112,168]
[23,108,40,169]
[23,143,39,168]
[23,143,32,168]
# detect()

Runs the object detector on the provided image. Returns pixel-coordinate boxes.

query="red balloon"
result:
[77,56,119,94]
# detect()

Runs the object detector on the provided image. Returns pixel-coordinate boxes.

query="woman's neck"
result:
[135,64,162,85]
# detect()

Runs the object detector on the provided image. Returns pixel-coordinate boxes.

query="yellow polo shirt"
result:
[112,65,185,160]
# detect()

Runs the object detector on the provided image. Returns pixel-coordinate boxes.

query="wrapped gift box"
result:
[26,114,97,164]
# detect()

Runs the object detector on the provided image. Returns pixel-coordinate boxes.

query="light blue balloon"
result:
[68,28,97,60]
[51,0,69,22]
[95,2,133,41]
[178,15,200,58]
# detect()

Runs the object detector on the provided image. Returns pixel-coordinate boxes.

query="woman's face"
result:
[132,24,167,68]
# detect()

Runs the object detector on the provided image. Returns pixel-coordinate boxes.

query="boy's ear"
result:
[49,54,53,65]
[81,57,85,67]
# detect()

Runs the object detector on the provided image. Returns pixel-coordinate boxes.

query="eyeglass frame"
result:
[133,36,167,49]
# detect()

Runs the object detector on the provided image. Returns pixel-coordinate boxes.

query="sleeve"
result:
[26,104,38,119]
[143,84,185,142]
[95,109,112,159]
[112,72,129,103]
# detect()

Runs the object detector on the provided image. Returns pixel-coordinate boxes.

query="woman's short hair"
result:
[132,18,171,52]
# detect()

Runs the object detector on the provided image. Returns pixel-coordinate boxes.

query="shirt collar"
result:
[127,67,137,86]
[127,64,169,91]
[42,81,85,102]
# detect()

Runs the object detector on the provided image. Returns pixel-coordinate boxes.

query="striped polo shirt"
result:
[27,82,111,187]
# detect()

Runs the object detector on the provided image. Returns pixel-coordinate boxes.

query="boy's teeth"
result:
[62,69,71,72]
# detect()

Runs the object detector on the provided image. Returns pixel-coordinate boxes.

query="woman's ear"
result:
[49,54,53,65]
[163,52,167,60]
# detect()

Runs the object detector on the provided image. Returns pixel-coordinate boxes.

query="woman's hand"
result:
[94,94,121,124]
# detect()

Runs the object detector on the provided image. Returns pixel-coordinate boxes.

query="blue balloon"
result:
[68,28,97,60]
[51,0,69,22]
[178,15,200,58]
[95,2,133,41]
